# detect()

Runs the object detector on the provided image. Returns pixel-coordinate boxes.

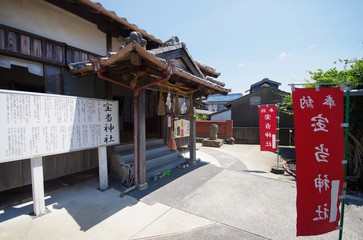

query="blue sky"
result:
[97,0,363,93]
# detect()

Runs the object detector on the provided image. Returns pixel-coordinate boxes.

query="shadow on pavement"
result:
[51,182,139,231]
[124,161,223,207]
[241,170,268,174]
[0,162,218,231]
[0,169,140,231]
[0,196,56,222]
[121,161,209,200]
[277,146,295,161]
[346,197,363,206]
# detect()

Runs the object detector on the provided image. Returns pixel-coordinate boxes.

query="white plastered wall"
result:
[0,0,106,56]
[211,110,231,121]
[111,37,126,52]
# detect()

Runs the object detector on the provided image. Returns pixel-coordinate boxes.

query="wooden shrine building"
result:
[0,0,230,192]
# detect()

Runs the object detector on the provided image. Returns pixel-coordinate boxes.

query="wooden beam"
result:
[175,70,230,94]
[130,52,142,66]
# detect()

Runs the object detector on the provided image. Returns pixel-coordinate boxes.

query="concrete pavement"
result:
[1,144,362,240]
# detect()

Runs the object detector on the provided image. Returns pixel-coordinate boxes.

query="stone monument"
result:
[202,124,224,148]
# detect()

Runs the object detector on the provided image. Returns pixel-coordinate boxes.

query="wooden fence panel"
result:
[0,149,100,192]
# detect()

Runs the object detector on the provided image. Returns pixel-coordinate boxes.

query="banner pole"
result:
[276,104,280,167]
[338,85,350,240]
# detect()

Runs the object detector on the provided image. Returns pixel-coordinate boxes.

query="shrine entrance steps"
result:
[111,139,186,183]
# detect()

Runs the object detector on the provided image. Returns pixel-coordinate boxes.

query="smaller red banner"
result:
[258,105,277,152]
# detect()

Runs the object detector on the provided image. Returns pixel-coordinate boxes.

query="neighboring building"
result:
[210,108,231,121]
[195,109,214,119]
[230,80,294,145]
[205,93,242,112]
[203,93,242,121]
[249,78,281,93]
[0,0,229,192]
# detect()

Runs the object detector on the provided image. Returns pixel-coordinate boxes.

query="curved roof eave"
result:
[78,0,163,45]
[70,42,230,95]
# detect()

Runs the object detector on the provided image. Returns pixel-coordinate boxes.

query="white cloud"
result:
[277,52,294,60]
[308,43,318,50]
[237,62,255,68]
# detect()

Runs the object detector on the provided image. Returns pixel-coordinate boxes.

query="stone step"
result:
[112,138,165,154]
[110,138,186,182]
[146,158,186,180]
[146,150,182,170]
[113,145,176,164]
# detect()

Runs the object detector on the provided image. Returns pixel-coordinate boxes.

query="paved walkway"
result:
[1,144,362,240]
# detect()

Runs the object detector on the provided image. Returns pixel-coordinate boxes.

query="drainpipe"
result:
[96,72,134,90]
[136,74,171,91]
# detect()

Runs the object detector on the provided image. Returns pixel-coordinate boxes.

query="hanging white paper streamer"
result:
[181,97,187,114]
[166,92,171,110]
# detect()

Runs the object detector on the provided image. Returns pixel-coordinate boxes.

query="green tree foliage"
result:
[195,113,209,120]
[280,94,293,115]
[309,59,363,87]
[282,58,363,115]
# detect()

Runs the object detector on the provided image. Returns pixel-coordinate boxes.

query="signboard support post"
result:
[98,146,108,191]
[30,157,47,216]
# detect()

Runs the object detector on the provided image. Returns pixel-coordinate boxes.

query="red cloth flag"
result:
[258,105,277,152]
[293,88,344,236]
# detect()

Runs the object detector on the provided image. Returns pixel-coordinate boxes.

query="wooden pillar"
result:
[98,146,108,191]
[163,114,170,144]
[137,90,148,190]
[133,93,139,186]
[31,157,47,216]
[189,116,197,165]
[106,32,112,53]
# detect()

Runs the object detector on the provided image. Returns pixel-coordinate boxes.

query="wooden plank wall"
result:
[175,137,190,148]
[0,149,99,192]
[233,127,294,145]
[196,120,234,139]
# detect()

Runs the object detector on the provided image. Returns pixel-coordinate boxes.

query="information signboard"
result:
[174,119,190,138]
[0,90,119,163]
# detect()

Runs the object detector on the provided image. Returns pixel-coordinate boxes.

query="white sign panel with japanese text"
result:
[0,90,119,163]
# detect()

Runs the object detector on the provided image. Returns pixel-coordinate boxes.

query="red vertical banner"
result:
[258,105,277,152]
[293,88,344,236]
